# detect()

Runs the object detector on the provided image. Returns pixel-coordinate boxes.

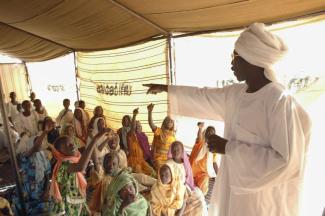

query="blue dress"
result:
[12,151,51,215]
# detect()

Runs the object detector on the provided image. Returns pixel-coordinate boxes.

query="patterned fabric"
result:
[12,154,51,215]
[89,175,113,214]
[50,161,89,216]
[151,127,175,170]
[127,132,156,177]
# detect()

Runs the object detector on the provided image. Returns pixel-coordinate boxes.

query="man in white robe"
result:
[14,100,38,137]
[6,92,20,124]
[55,98,73,128]
[144,23,311,216]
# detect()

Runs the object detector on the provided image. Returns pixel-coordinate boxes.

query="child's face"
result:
[74,109,82,120]
[135,121,142,133]
[94,106,103,116]
[63,100,70,109]
[108,134,118,150]
[122,116,131,127]
[34,100,42,109]
[22,101,31,112]
[160,165,172,184]
[163,117,174,130]
[171,142,183,161]
[60,138,77,156]
[66,126,74,136]
[119,183,136,203]
[205,127,216,139]
[104,156,119,175]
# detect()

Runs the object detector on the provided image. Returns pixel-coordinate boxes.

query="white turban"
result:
[235,23,288,81]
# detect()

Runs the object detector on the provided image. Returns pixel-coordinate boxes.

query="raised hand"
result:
[147,103,155,112]
[133,107,139,116]
[197,122,204,129]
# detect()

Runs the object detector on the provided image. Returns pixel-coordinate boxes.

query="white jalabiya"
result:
[168,82,311,216]
[87,117,109,165]
[14,112,39,137]
[33,108,49,124]
[73,108,88,139]
[235,23,287,82]
[55,108,73,127]
[6,102,20,122]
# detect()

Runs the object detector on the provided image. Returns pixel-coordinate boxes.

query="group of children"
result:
[0,92,219,216]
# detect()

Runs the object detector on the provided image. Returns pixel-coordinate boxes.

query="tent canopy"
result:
[0,0,324,61]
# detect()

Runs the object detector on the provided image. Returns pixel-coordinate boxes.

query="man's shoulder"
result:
[222,83,247,95]
[266,82,289,98]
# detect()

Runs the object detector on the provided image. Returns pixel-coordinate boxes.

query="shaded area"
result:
[0,160,16,201]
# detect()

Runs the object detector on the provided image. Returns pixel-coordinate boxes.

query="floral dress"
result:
[51,161,89,216]
[12,153,51,215]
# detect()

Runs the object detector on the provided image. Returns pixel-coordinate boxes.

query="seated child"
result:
[151,161,187,216]
[101,152,150,215]
[168,141,208,216]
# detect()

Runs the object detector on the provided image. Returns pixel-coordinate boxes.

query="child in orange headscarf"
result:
[128,107,156,177]
[49,130,107,215]
[189,122,218,195]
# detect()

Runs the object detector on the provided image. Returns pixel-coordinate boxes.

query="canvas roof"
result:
[0,0,324,61]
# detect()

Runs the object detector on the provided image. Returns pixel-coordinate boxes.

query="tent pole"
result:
[109,0,170,36]
[167,36,175,85]
[73,52,80,101]
[23,61,33,94]
[0,78,27,215]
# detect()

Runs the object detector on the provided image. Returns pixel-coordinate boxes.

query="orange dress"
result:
[127,132,156,177]
[151,128,176,170]
[189,140,217,195]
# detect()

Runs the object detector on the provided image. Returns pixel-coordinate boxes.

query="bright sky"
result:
[0,15,324,215]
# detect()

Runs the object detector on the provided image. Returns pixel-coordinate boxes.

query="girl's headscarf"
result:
[151,161,186,216]
[73,108,88,140]
[92,117,104,137]
[104,170,139,215]
[135,132,152,161]
[195,128,212,162]
[167,142,195,190]
[49,146,87,202]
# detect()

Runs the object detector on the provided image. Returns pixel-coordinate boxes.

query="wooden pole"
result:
[0,78,27,215]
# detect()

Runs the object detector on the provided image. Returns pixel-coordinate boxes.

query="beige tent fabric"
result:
[121,0,325,31]
[0,0,324,62]
[0,23,70,61]
[0,63,29,103]
[76,39,169,140]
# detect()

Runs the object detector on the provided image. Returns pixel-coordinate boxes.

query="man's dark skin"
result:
[143,51,271,154]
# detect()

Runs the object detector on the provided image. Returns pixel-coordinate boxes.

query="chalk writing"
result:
[96,82,132,96]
